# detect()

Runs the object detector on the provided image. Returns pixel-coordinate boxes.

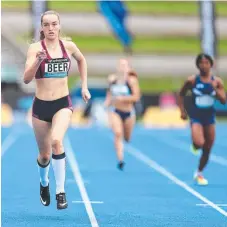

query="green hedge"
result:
[2,1,227,17]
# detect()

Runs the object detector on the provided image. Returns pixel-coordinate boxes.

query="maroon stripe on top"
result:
[59,40,69,59]
[59,40,71,72]
[41,40,51,59]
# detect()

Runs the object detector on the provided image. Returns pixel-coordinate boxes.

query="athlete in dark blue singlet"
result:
[178,53,226,185]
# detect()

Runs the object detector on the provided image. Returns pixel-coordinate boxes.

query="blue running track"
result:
[2,122,227,227]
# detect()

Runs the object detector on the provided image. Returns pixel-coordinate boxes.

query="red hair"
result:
[128,70,137,78]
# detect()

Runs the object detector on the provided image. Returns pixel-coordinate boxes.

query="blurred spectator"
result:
[97,0,133,55]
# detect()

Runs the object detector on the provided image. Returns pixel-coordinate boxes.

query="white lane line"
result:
[2,131,20,157]
[125,143,227,217]
[72,201,103,204]
[196,204,227,207]
[64,136,99,227]
[137,131,227,167]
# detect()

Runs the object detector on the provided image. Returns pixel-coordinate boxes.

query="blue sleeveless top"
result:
[109,81,132,97]
[190,75,216,119]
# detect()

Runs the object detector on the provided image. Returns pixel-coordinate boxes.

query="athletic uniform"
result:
[33,40,71,210]
[32,40,73,122]
[190,75,216,126]
[109,80,135,121]
[189,75,216,185]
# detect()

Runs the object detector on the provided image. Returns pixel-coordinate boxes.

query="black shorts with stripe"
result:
[32,95,73,123]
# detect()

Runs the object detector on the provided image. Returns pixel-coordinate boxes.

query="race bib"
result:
[44,58,70,78]
[195,95,214,108]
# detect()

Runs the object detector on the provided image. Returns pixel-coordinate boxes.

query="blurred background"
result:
[2,0,227,128]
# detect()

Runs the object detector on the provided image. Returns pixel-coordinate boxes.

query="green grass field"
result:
[70,35,227,55]
[2,1,227,17]
[68,74,227,93]
[20,33,227,56]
